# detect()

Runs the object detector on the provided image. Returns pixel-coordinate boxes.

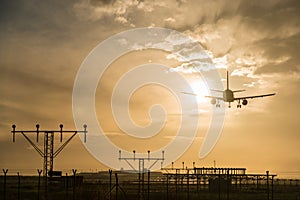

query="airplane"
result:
[205,71,276,108]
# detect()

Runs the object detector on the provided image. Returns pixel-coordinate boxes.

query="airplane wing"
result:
[181,91,198,96]
[234,93,276,100]
[182,92,225,101]
[205,96,224,101]
[210,89,223,93]
[232,89,246,93]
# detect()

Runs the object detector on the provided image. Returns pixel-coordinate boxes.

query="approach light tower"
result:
[11,124,87,177]
[119,150,165,173]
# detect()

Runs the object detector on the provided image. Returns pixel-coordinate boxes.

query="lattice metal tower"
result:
[11,124,87,176]
[119,150,164,173]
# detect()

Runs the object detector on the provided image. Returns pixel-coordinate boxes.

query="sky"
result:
[1,0,300,178]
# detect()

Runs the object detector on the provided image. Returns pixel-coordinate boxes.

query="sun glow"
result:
[188,77,210,104]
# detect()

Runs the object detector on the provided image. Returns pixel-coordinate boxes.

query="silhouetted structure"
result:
[119,150,164,200]
[162,167,277,200]
[11,124,87,177]
[2,168,299,200]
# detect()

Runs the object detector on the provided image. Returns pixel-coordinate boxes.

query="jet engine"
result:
[211,98,216,105]
[242,99,248,105]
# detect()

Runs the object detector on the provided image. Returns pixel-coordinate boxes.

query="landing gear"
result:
[215,100,220,108]
[237,100,242,108]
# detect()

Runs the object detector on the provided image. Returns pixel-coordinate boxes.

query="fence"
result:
[1,169,300,200]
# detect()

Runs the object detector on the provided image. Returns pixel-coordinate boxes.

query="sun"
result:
[188,77,210,104]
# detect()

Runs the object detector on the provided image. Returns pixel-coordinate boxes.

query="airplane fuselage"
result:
[223,89,234,102]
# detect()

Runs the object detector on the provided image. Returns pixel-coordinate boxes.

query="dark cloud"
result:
[237,1,300,35]
[0,0,75,32]
[204,0,300,75]
[90,0,116,6]
[255,60,299,74]
[258,33,300,59]
[236,0,300,19]
[255,33,300,74]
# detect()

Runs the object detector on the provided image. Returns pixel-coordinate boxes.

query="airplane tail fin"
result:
[226,70,229,90]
